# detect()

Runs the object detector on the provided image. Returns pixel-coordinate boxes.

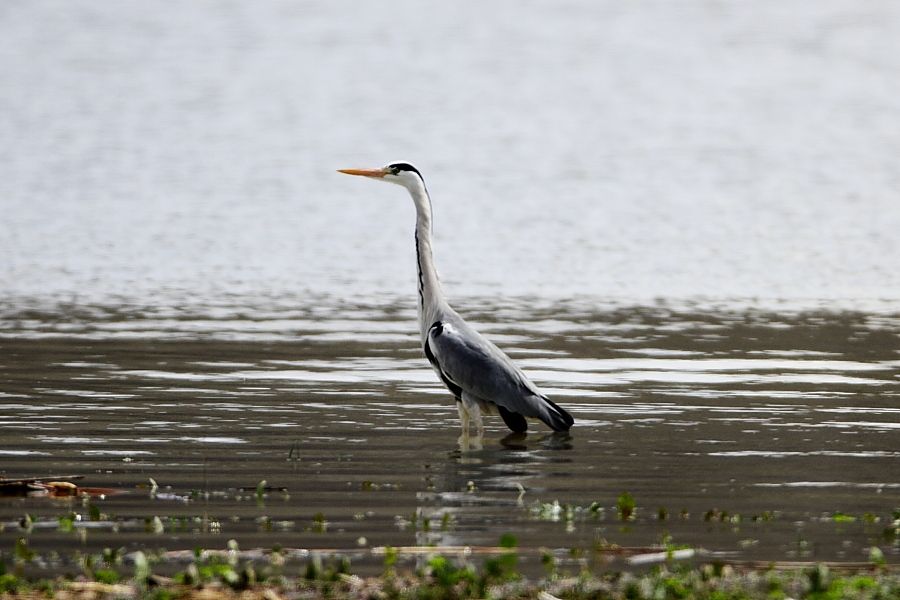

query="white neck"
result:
[406,179,447,342]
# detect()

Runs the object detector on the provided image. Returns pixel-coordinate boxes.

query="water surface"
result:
[2,300,897,571]
[1,0,899,574]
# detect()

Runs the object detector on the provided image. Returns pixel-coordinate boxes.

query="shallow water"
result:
[1,299,898,572]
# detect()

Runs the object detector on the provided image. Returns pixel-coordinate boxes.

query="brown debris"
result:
[0,475,119,498]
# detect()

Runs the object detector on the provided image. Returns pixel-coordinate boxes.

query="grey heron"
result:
[338,162,574,443]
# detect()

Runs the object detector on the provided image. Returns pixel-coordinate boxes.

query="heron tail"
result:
[541,396,574,432]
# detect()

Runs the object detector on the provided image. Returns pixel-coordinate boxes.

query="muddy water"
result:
[1,298,897,572]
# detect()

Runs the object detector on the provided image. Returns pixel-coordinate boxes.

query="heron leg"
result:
[457,402,470,443]
[461,392,485,441]
[470,403,485,439]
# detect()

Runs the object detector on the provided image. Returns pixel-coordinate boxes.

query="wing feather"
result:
[425,320,553,422]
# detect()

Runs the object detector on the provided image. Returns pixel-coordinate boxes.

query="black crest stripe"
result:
[388,162,422,177]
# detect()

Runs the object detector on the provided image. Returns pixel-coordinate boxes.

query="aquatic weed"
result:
[0,573,21,595]
[533,499,564,521]
[807,563,830,595]
[2,553,900,599]
[751,510,776,522]
[102,546,123,566]
[132,550,151,587]
[312,512,328,533]
[146,515,164,534]
[175,542,267,590]
[14,537,34,563]
[862,512,879,524]
[423,554,476,592]
[58,512,77,532]
[0,561,21,594]
[382,545,398,577]
[481,534,519,588]
[867,546,885,567]
[617,491,636,521]
[832,511,857,524]
[540,549,558,580]
[93,568,120,584]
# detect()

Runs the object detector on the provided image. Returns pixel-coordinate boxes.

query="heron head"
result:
[338,161,424,190]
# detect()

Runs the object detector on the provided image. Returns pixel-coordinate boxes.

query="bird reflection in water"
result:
[411,430,574,548]
[499,431,573,452]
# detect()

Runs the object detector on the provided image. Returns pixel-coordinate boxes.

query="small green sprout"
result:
[617,492,636,521]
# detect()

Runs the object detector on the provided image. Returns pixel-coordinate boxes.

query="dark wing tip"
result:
[543,397,574,431]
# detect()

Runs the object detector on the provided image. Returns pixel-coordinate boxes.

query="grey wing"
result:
[424,320,552,421]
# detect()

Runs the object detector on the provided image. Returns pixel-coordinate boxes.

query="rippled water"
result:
[1,0,899,575]
[1,299,898,571]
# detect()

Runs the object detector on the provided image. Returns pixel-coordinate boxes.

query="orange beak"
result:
[337,167,387,178]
